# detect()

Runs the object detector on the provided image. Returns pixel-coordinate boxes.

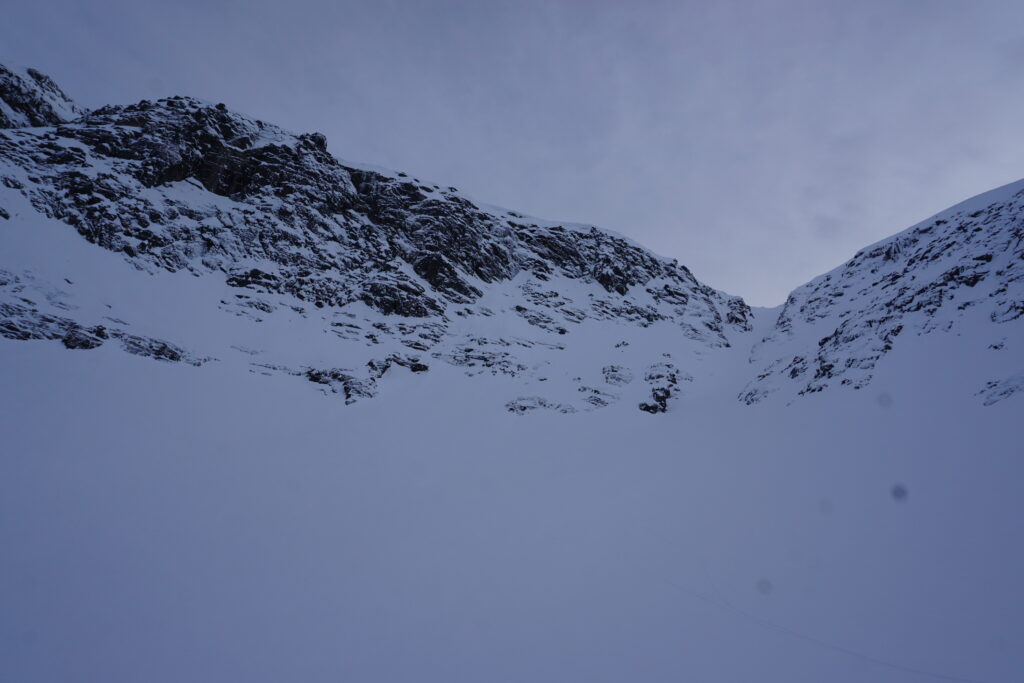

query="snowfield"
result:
[3,333,1022,683]
[1,62,1023,683]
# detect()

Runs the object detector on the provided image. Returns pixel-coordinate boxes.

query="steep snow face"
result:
[0,65,752,415]
[1,63,1022,411]
[3,64,1024,683]
[742,180,1024,405]
[0,188,754,416]
[0,64,83,128]
[0,95,748,329]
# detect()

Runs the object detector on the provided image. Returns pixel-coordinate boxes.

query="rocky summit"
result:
[1,64,1021,412]
[0,63,83,129]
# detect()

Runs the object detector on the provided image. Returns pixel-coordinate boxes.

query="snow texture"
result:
[1,64,1023,683]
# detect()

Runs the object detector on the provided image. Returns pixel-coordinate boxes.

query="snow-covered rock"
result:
[0,64,757,414]
[0,63,83,128]
[742,179,1024,405]
[1,63,1021,411]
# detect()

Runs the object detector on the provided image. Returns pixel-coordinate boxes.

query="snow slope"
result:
[0,85,757,414]
[2,71,1021,411]
[1,64,1023,683]
[743,179,1024,405]
[2,330,1022,683]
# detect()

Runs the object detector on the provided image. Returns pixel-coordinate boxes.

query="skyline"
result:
[5,1,1024,304]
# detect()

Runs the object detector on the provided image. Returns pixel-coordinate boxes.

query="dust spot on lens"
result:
[756,579,773,595]
[876,392,893,408]
[891,483,908,501]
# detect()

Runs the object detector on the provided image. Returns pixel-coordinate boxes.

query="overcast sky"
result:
[5,0,1024,304]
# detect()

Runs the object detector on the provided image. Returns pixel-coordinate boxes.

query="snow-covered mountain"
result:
[3,65,1024,683]
[743,179,1024,406]
[2,65,1021,414]
[0,63,83,129]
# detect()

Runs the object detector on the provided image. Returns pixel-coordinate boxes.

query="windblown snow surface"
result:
[1,188,1021,683]
[1,67,1023,682]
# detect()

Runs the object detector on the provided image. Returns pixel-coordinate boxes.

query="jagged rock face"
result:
[742,181,1024,404]
[0,64,83,128]
[0,91,750,333]
[1,64,1020,411]
[0,64,757,414]
[0,280,205,365]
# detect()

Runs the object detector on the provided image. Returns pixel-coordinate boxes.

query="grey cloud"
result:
[4,0,1024,304]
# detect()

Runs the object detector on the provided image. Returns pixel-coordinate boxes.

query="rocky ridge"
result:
[742,180,1024,405]
[0,63,83,129]
[1,64,1021,410]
